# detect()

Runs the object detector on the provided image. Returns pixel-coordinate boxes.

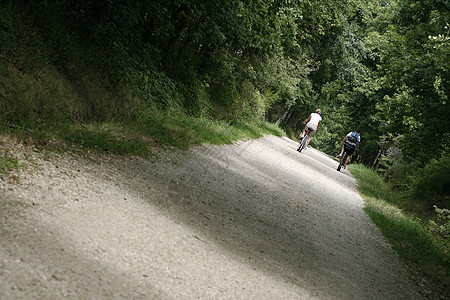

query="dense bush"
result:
[409,154,450,208]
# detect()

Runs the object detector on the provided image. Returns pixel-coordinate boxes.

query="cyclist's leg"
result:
[305,128,316,146]
[301,125,308,137]
[338,146,344,158]
[344,146,354,166]
[345,154,351,166]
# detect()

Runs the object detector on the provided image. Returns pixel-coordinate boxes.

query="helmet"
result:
[316,108,322,115]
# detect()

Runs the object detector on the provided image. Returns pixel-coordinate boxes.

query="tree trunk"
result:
[373,148,383,171]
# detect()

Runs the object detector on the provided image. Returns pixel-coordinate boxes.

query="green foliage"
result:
[408,153,450,207]
[310,0,450,221]
[428,206,450,240]
[370,0,450,165]
[1,0,370,129]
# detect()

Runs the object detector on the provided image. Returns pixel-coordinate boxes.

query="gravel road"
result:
[0,135,423,299]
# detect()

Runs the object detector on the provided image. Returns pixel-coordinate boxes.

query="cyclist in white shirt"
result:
[300,109,322,149]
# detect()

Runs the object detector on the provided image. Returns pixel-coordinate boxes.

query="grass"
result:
[0,154,21,177]
[0,135,25,177]
[348,164,450,298]
[0,113,285,160]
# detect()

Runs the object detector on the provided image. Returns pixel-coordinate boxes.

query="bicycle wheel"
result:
[337,152,347,171]
[297,135,309,153]
[296,138,303,151]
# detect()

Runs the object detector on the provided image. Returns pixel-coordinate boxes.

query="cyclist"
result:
[299,109,322,149]
[337,129,361,169]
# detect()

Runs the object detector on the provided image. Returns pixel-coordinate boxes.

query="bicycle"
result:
[337,145,353,171]
[297,128,313,153]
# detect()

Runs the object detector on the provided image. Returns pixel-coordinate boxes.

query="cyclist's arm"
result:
[342,136,347,144]
[302,114,311,125]
[316,120,321,131]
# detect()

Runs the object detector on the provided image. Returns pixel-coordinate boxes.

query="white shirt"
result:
[306,113,322,130]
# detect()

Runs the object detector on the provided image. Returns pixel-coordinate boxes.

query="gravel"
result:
[0,135,423,299]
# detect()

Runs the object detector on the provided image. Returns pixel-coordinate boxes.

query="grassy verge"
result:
[0,114,284,163]
[348,164,450,298]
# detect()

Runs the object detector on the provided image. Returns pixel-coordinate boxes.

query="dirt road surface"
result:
[0,135,422,299]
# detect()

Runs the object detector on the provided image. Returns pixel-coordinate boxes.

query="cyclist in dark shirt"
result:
[337,129,361,169]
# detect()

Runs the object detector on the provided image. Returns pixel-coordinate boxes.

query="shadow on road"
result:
[114,136,418,299]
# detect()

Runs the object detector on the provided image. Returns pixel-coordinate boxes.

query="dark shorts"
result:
[304,126,317,137]
[344,145,356,156]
